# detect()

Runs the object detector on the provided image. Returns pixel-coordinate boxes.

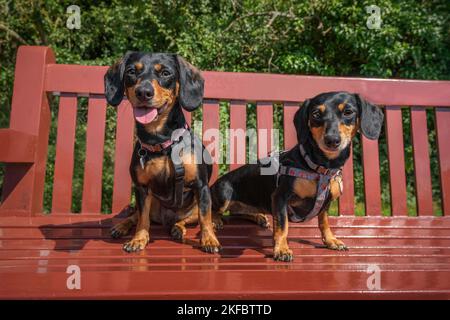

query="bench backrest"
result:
[1,46,450,217]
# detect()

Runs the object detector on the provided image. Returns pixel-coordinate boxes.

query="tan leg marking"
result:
[196,192,221,253]
[123,194,152,252]
[318,210,348,251]
[226,201,270,229]
[273,213,293,262]
[233,212,270,229]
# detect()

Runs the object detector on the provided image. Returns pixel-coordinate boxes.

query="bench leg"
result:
[318,209,348,251]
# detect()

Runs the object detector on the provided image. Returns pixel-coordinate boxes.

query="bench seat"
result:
[1,214,449,299]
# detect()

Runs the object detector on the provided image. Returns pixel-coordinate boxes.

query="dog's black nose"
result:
[135,86,154,102]
[324,135,341,149]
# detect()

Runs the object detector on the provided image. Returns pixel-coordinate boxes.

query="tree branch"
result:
[224,11,296,32]
[0,23,27,45]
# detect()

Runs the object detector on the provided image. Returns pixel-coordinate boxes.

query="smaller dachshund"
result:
[211,91,384,262]
[104,52,221,254]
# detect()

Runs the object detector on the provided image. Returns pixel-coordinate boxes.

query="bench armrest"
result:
[0,129,37,163]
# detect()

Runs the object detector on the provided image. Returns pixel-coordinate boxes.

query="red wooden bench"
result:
[1,46,450,299]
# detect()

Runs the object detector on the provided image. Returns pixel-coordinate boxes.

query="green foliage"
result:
[0,0,449,214]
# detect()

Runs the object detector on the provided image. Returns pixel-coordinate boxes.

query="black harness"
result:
[137,124,190,209]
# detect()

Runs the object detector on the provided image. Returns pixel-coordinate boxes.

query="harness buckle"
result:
[317,166,330,175]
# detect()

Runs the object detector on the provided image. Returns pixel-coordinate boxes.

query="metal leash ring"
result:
[138,148,148,169]
[138,148,147,158]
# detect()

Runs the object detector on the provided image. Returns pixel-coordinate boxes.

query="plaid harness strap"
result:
[277,145,342,222]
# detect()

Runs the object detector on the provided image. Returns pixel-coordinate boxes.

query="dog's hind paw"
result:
[110,221,132,239]
[212,217,224,231]
[170,224,186,242]
[256,214,270,229]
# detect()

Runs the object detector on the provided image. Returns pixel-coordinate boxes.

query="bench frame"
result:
[1,46,450,299]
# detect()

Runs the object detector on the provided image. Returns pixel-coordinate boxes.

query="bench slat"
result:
[202,102,220,184]
[362,136,382,215]
[10,222,450,239]
[111,101,134,214]
[257,102,274,159]
[81,96,107,214]
[411,107,434,215]
[229,102,247,171]
[283,104,299,150]
[435,108,450,216]
[3,214,449,227]
[4,235,450,251]
[46,65,450,106]
[2,269,449,299]
[385,106,408,215]
[51,95,78,213]
[339,147,355,215]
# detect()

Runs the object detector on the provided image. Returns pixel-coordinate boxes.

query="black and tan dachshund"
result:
[211,92,384,262]
[104,52,221,253]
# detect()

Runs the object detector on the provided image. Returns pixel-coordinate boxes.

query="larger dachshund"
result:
[104,52,221,253]
[211,91,384,261]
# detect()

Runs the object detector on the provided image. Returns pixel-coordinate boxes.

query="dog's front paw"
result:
[200,233,221,254]
[170,224,186,241]
[273,247,294,262]
[323,237,348,251]
[123,231,149,253]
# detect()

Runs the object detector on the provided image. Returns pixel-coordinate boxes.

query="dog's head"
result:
[104,52,204,125]
[294,91,384,159]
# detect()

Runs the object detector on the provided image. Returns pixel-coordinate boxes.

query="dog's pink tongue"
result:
[134,107,157,124]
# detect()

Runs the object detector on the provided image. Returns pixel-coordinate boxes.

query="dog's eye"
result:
[311,110,321,120]
[343,109,354,117]
[127,69,136,76]
[161,70,171,77]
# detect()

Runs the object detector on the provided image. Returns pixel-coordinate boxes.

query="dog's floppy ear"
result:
[355,94,384,140]
[104,52,133,107]
[175,55,204,111]
[294,99,310,145]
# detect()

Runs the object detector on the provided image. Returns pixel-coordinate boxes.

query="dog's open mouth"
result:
[133,104,167,124]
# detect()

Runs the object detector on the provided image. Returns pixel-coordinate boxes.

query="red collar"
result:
[138,123,189,153]
[299,144,335,175]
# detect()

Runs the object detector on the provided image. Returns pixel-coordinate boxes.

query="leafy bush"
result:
[1,0,449,214]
